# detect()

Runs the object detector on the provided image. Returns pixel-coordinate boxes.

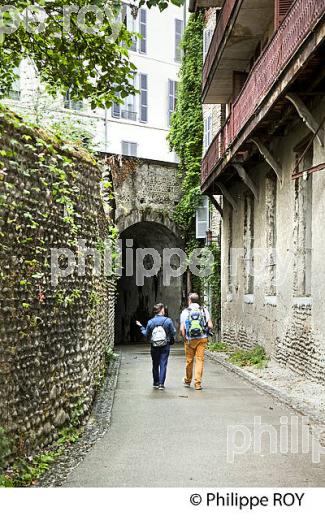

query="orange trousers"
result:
[184,338,208,388]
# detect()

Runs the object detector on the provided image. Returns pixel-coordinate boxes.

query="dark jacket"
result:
[140,315,176,344]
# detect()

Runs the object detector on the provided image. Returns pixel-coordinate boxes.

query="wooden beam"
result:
[285,93,324,147]
[232,163,259,200]
[208,194,223,218]
[250,138,283,185]
[215,182,238,212]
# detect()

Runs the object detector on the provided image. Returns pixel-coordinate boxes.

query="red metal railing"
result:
[203,0,238,86]
[202,0,325,186]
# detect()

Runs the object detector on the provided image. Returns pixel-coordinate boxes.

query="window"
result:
[122,141,138,157]
[196,196,210,239]
[112,75,137,121]
[139,9,147,53]
[64,89,83,111]
[203,113,212,152]
[168,79,177,127]
[265,174,277,296]
[122,3,137,51]
[139,73,148,123]
[121,4,147,53]
[243,193,254,295]
[203,28,213,60]
[9,67,21,101]
[174,19,183,62]
[294,139,313,297]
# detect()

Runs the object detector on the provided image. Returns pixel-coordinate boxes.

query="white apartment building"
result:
[4,3,185,163]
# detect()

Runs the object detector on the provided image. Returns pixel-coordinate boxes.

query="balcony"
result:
[203,0,274,104]
[189,0,223,12]
[202,0,325,190]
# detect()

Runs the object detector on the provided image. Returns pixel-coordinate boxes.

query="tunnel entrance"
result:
[115,221,184,344]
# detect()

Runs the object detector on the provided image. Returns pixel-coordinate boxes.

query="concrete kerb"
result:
[206,350,325,431]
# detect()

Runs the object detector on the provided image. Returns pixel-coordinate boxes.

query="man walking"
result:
[180,293,213,390]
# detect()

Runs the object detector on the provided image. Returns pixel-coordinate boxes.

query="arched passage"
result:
[115,220,184,344]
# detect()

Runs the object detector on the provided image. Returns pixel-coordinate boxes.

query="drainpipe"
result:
[104,107,108,153]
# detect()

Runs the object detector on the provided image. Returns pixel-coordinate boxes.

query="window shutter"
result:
[112,102,121,118]
[130,143,138,156]
[203,28,213,60]
[274,0,295,28]
[168,79,177,127]
[196,196,210,239]
[232,71,248,101]
[203,114,212,152]
[139,9,147,53]
[175,19,183,62]
[139,73,148,123]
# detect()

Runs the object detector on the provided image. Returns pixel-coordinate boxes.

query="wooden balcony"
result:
[202,0,325,191]
[203,0,274,104]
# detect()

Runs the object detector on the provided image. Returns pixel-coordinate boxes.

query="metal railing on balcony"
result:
[202,0,325,187]
[203,0,238,87]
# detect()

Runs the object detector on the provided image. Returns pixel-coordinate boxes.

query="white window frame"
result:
[203,28,213,60]
[196,196,210,239]
[175,19,184,62]
[203,112,212,152]
[122,141,138,157]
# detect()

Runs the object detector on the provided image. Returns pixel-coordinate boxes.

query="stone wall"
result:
[106,155,184,343]
[0,107,116,460]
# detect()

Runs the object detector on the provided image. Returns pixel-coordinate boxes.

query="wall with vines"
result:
[167,13,221,325]
[0,106,116,462]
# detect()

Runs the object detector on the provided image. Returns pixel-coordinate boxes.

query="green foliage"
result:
[168,12,204,238]
[105,346,118,366]
[228,346,268,369]
[0,1,185,107]
[50,118,95,152]
[0,428,11,472]
[208,342,231,353]
[0,421,82,487]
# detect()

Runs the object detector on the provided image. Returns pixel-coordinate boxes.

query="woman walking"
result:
[136,303,176,390]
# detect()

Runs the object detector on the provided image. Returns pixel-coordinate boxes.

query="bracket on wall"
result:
[215,182,238,212]
[232,162,259,201]
[250,138,283,186]
[285,93,324,147]
[208,194,223,218]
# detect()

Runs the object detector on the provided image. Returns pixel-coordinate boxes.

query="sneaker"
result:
[195,385,202,391]
[183,378,191,388]
[153,383,159,389]
[158,384,165,390]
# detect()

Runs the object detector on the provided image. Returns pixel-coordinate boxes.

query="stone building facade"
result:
[106,155,183,343]
[192,0,325,383]
[0,107,116,460]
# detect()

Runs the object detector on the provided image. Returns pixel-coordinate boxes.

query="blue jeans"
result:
[151,344,170,385]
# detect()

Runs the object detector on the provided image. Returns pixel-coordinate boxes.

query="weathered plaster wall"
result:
[220,98,325,383]
[0,108,116,460]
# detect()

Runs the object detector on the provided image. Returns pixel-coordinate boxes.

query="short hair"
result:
[153,303,164,315]
[188,293,200,304]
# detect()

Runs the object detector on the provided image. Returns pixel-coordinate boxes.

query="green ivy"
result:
[168,12,204,243]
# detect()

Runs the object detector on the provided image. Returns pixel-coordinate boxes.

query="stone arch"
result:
[116,208,181,242]
[115,217,184,344]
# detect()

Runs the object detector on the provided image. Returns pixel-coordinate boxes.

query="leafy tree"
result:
[0,0,185,108]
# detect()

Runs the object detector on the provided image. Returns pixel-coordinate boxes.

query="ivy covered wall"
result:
[0,106,116,462]
[167,13,221,328]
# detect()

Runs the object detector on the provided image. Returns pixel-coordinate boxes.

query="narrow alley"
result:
[64,345,325,487]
